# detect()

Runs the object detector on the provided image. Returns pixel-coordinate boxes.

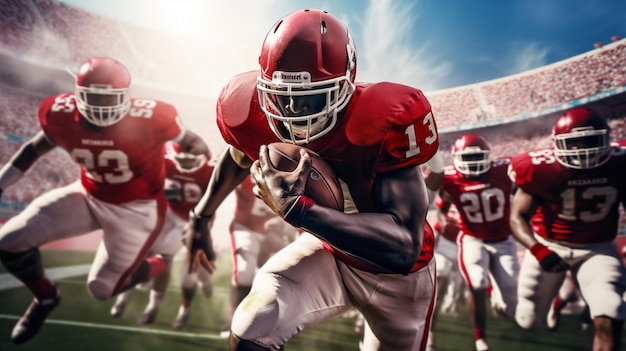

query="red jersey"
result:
[232,175,277,234]
[164,157,215,220]
[441,158,513,241]
[509,146,626,244]
[216,70,439,272]
[39,93,184,204]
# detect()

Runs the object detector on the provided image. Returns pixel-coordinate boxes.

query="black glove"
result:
[530,243,569,273]
[183,210,216,274]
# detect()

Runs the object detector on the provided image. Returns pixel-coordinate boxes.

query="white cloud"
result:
[61,0,455,93]
[504,42,550,76]
[357,0,452,91]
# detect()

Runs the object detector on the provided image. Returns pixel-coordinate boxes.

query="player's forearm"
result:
[509,214,537,249]
[0,133,53,191]
[300,207,422,274]
[10,135,52,171]
[510,211,565,271]
[193,148,250,218]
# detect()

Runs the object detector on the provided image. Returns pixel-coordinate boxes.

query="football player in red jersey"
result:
[218,175,299,337]
[438,133,519,351]
[0,57,210,344]
[184,9,439,351]
[109,142,216,329]
[509,107,626,351]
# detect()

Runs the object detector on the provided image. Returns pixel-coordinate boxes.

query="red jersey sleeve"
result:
[149,100,185,142]
[38,94,77,143]
[509,149,554,194]
[217,71,277,160]
[345,83,439,173]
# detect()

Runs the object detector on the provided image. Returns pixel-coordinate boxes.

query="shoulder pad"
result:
[217,71,259,128]
[346,82,432,145]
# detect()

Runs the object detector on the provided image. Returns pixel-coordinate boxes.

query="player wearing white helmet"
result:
[0,57,210,343]
[439,133,519,351]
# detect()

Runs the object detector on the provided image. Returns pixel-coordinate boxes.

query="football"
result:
[266,143,344,212]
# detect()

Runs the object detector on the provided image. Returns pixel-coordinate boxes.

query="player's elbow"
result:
[366,242,418,275]
[396,261,416,276]
[392,257,417,276]
[392,243,421,275]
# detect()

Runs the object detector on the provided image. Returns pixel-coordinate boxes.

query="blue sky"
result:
[61,0,626,92]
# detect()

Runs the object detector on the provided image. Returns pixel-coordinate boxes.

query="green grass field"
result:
[0,250,623,351]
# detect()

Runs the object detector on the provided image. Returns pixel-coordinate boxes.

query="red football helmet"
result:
[257,9,357,145]
[167,142,206,173]
[452,133,491,176]
[552,107,610,169]
[75,57,131,127]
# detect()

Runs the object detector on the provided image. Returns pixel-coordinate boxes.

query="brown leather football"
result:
[267,143,344,211]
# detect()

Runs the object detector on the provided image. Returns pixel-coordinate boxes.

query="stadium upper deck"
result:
[1,0,625,130]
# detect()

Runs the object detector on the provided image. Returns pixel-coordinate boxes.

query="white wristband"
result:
[424,151,444,173]
[0,164,24,191]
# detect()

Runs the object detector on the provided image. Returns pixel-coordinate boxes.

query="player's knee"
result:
[592,316,613,338]
[181,271,198,289]
[201,281,213,298]
[588,294,623,320]
[231,290,279,340]
[230,335,272,351]
[515,312,540,330]
[87,279,115,300]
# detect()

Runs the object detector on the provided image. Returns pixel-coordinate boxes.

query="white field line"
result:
[0,264,92,290]
[0,314,226,339]
[0,264,228,339]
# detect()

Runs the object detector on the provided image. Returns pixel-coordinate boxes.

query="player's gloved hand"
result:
[183,210,216,274]
[530,243,569,273]
[251,145,313,226]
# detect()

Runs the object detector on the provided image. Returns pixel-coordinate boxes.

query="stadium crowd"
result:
[1,0,626,129]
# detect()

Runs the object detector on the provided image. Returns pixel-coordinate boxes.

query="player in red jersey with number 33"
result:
[0,57,209,344]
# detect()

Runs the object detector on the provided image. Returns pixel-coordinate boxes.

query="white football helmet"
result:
[452,133,491,176]
[167,142,206,173]
[75,57,131,127]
